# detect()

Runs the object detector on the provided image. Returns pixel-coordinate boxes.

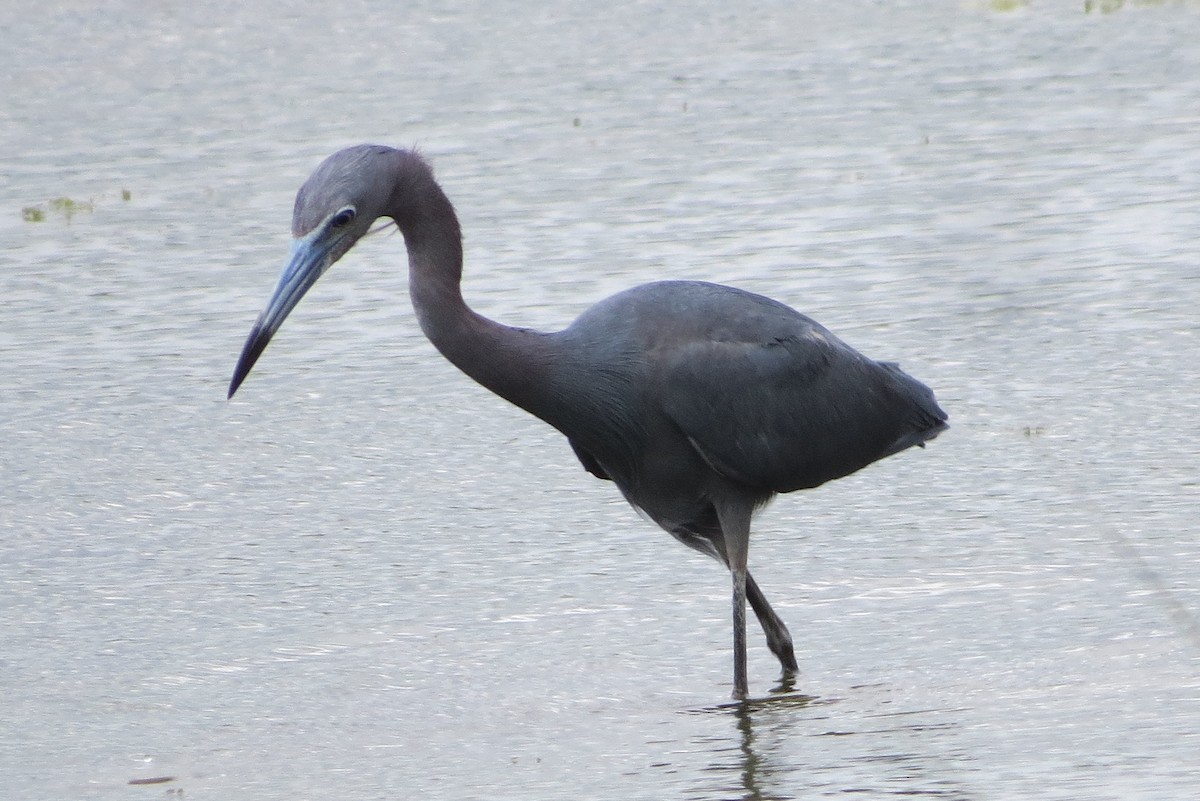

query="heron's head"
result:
[228,145,411,398]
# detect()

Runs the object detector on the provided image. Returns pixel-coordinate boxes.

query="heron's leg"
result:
[716,501,752,700]
[745,572,799,678]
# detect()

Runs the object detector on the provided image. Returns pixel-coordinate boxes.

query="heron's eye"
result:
[331,208,356,229]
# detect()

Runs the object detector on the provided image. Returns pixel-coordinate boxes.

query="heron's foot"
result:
[771,671,798,695]
[773,644,799,678]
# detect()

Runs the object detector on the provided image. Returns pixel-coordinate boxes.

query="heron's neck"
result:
[400,187,559,418]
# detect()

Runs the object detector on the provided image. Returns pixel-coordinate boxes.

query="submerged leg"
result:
[716,501,752,700]
[745,572,799,678]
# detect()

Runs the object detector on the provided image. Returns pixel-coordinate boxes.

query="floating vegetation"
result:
[987,0,1028,11]
[19,191,127,223]
[49,196,94,220]
[20,196,94,223]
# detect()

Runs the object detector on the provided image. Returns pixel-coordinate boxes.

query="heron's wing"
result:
[657,329,945,493]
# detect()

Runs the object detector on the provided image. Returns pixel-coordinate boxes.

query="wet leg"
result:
[716,501,752,700]
[746,572,799,678]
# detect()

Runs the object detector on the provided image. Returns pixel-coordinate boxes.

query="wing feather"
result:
[657,324,945,493]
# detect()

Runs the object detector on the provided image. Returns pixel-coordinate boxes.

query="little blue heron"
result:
[229,144,948,699]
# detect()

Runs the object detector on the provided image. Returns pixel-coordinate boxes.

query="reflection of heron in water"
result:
[731,693,816,800]
[229,144,948,698]
[701,693,972,800]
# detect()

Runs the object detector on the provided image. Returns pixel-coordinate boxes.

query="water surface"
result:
[2,2,1198,799]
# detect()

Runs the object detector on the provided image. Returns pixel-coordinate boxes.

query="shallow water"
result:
[2,1,1199,799]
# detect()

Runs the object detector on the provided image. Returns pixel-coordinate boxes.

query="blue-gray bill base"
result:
[228,145,948,699]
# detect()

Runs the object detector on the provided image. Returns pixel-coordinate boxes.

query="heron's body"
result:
[230,145,947,698]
